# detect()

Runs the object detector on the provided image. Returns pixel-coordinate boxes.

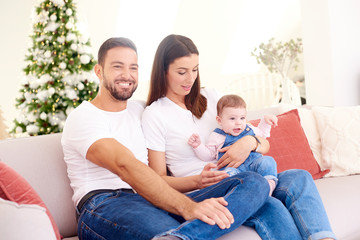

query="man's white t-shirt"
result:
[61,100,148,206]
[142,88,222,178]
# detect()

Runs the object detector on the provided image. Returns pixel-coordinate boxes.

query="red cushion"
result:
[250,109,329,179]
[0,161,61,240]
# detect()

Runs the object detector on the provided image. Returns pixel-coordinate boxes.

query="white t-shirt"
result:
[141,88,222,177]
[61,100,148,206]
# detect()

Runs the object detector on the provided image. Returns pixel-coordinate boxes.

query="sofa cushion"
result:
[315,174,360,239]
[0,198,57,240]
[0,161,61,240]
[312,106,360,177]
[250,109,329,179]
[277,104,326,172]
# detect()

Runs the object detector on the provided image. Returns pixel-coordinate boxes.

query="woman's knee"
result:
[278,169,312,184]
[275,169,316,201]
[245,197,302,240]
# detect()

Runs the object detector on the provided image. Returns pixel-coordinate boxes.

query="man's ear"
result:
[94,64,103,80]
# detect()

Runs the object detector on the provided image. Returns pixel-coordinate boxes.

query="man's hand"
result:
[182,197,234,229]
[198,163,229,189]
[188,133,201,148]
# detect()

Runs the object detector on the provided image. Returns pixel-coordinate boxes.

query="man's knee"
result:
[232,171,269,192]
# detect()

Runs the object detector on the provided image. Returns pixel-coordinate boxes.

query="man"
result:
[61,37,268,240]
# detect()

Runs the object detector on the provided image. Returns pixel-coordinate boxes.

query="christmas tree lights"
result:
[12,0,98,136]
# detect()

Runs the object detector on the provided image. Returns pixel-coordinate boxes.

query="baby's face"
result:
[217,107,247,136]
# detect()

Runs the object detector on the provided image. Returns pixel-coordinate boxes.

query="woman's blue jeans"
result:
[222,154,278,183]
[163,170,336,240]
[77,170,336,240]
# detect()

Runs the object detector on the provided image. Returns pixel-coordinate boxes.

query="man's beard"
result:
[103,76,137,101]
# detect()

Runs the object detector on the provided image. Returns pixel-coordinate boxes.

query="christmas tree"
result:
[12,0,98,136]
[0,106,8,139]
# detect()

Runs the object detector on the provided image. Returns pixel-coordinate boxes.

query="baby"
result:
[188,94,278,195]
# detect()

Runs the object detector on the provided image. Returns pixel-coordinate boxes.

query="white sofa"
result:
[0,104,359,240]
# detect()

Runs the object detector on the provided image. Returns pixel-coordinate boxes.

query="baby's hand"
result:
[188,133,201,148]
[264,115,278,127]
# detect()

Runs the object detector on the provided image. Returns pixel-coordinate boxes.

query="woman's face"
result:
[166,54,199,100]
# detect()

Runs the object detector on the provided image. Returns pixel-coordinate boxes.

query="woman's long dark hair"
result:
[146,34,207,118]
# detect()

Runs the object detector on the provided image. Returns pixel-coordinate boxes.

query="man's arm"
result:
[86,138,233,229]
[217,135,270,169]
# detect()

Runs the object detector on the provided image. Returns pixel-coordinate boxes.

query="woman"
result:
[142,34,336,240]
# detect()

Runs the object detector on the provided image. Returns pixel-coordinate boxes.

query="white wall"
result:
[301,0,360,106]
[0,0,37,131]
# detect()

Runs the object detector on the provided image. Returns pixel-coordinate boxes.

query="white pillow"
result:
[0,198,57,240]
[312,106,360,177]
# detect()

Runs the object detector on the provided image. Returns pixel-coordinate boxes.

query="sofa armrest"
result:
[0,133,77,238]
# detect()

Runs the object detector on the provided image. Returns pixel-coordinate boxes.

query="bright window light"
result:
[115,0,180,82]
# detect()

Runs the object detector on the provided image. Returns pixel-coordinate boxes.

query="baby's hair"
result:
[217,94,246,116]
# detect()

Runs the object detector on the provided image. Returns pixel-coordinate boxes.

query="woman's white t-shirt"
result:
[61,100,148,206]
[142,88,222,177]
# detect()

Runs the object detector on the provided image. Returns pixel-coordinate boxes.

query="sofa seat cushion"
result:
[315,174,360,239]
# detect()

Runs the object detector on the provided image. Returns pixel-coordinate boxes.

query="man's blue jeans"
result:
[77,170,336,240]
[77,171,268,240]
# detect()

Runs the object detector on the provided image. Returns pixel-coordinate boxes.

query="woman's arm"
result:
[148,149,229,192]
[217,135,270,169]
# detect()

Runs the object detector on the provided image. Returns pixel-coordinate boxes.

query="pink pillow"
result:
[0,161,61,240]
[250,109,329,179]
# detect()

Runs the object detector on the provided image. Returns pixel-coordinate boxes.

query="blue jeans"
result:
[158,170,336,240]
[77,171,269,240]
[222,153,278,183]
[77,170,336,240]
[270,169,336,240]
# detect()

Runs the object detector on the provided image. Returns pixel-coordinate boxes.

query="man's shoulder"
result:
[128,99,146,109]
[66,101,93,120]
[127,99,146,118]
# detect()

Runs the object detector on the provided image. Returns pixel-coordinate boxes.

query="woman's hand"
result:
[217,135,269,169]
[197,163,229,189]
[217,144,249,169]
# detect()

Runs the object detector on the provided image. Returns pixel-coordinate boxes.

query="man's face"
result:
[98,46,138,101]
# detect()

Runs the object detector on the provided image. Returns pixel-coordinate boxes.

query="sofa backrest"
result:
[0,133,77,237]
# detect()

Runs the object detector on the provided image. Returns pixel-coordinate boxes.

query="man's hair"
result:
[217,94,246,116]
[97,37,137,66]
